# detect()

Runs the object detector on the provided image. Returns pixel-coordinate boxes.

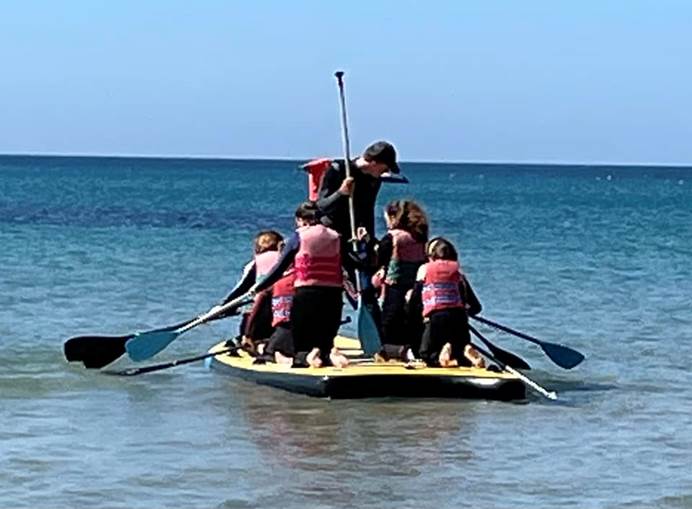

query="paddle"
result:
[469,327,557,400]
[471,315,585,369]
[64,317,196,369]
[104,347,239,376]
[468,324,531,370]
[334,70,382,356]
[125,294,253,362]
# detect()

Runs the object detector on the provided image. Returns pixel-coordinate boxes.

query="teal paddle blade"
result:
[125,330,181,362]
[356,297,382,356]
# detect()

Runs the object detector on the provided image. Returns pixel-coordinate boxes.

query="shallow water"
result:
[1,155,691,508]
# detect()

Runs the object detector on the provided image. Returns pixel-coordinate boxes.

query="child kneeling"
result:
[408,237,485,368]
[251,201,349,368]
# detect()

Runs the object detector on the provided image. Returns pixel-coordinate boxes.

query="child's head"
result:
[254,230,284,254]
[295,200,320,226]
[426,237,458,261]
[384,199,429,242]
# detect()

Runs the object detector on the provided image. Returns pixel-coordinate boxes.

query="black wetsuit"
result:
[316,159,382,326]
[220,259,273,340]
[316,159,382,242]
[374,233,424,357]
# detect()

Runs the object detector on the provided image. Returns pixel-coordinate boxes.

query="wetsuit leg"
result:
[291,286,343,366]
[244,290,275,341]
[312,287,344,364]
[381,285,408,344]
[264,324,295,357]
[419,309,467,365]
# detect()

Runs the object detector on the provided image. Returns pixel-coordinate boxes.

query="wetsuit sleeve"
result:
[253,233,300,293]
[461,275,482,316]
[221,260,256,304]
[407,281,424,318]
[375,233,393,269]
[316,164,348,215]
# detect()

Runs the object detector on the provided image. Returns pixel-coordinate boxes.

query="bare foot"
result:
[438,343,459,367]
[373,352,387,364]
[275,351,293,366]
[464,345,486,369]
[306,348,323,368]
[241,336,256,353]
[329,347,350,368]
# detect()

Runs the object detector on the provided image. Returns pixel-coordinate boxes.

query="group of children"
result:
[223,199,486,370]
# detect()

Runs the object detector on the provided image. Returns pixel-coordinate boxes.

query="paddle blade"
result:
[64,335,130,369]
[541,342,585,369]
[356,298,382,356]
[125,330,181,362]
[484,341,531,370]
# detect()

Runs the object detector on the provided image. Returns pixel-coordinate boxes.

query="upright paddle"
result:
[470,326,557,401]
[471,315,585,369]
[334,70,382,356]
[468,324,531,370]
[125,294,253,362]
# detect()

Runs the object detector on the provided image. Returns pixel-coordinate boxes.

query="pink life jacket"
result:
[254,250,281,280]
[384,229,427,288]
[294,225,342,288]
[271,269,296,327]
[301,158,333,201]
[421,260,464,317]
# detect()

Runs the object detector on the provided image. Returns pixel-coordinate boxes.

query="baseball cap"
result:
[363,141,400,174]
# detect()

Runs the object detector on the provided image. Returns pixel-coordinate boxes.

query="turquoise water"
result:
[1,155,691,508]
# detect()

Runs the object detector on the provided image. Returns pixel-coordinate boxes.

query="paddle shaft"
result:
[468,324,531,370]
[105,347,238,376]
[473,315,548,347]
[177,295,253,334]
[334,71,361,293]
[471,315,584,369]
[470,332,557,400]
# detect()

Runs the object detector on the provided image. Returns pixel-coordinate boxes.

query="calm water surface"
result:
[1,156,691,508]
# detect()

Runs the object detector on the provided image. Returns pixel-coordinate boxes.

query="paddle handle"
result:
[178,294,253,334]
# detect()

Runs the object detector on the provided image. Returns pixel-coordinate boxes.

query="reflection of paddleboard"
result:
[208,336,525,400]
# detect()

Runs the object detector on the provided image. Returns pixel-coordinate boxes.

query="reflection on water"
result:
[235,386,477,473]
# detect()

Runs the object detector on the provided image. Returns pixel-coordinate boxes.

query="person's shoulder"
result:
[328,159,345,173]
[416,263,428,281]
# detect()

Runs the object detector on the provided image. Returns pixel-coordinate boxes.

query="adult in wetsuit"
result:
[314,141,401,325]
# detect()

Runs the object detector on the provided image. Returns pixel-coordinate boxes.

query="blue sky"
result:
[1,0,691,164]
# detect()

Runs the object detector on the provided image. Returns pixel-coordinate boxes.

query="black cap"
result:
[363,141,399,174]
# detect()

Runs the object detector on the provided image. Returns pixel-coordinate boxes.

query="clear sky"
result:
[1,0,691,165]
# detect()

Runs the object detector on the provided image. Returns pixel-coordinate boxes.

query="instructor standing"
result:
[314,140,401,330]
[316,140,400,244]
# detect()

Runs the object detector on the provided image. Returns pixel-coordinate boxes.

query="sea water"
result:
[1,155,691,508]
